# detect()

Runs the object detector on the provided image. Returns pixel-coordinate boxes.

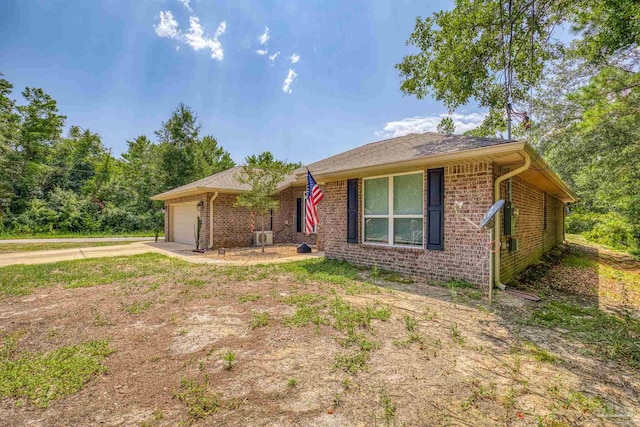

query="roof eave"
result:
[523,143,578,203]
[151,186,248,201]
[297,141,527,183]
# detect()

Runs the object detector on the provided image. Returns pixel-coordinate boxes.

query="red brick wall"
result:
[498,175,565,282]
[318,162,494,286]
[210,193,254,248]
[163,187,314,249]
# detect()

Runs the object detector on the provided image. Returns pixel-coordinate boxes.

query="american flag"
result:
[305,170,324,235]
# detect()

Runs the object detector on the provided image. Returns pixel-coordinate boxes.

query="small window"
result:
[362,172,424,247]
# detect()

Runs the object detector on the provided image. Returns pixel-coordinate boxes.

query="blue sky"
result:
[0,0,485,164]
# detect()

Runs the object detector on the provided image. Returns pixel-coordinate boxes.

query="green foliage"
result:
[567,213,638,251]
[436,116,455,135]
[234,151,298,252]
[0,337,113,407]
[222,350,236,370]
[0,75,235,235]
[249,312,270,329]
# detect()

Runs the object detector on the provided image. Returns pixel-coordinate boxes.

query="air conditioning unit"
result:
[253,231,273,246]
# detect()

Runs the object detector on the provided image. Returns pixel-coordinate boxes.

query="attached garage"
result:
[170,202,199,246]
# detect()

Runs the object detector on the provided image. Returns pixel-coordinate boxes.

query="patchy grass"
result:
[0,238,638,425]
[0,253,181,296]
[524,342,560,363]
[527,300,640,368]
[173,376,220,420]
[238,293,262,304]
[124,300,153,315]
[249,312,269,329]
[561,253,597,268]
[0,241,138,254]
[0,335,113,407]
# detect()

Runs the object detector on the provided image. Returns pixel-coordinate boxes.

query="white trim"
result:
[362,171,424,248]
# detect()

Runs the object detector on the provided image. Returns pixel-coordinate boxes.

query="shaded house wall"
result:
[498,175,565,282]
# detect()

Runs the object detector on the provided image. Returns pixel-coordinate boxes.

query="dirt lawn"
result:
[204,244,302,260]
[0,240,638,426]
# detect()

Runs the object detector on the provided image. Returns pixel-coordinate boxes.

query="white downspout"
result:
[493,152,531,291]
[209,191,219,249]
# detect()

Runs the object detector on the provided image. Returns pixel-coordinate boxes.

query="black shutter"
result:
[427,168,444,250]
[347,179,358,243]
[296,198,302,233]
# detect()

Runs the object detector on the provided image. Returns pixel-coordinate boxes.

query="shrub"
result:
[565,212,598,234]
[584,212,637,250]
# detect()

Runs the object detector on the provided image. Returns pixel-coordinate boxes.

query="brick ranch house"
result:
[152,133,576,288]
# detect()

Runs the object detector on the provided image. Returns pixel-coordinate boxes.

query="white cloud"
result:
[258,27,270,45]
[155,11,181,40]
[184,17,226,61]
[154,11,226,61]
[178,0,192,12]
[256,49,268,55]
[289,53,300,64]
[269,51,280,62]
[375,112,487,138]
[282,69,297,94]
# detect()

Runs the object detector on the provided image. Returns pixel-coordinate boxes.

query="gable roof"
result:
[152,132,576,203]
[150,166,299,201]
[305,132,516,176]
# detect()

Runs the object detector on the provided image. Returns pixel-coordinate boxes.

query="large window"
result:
[363,172,424,246]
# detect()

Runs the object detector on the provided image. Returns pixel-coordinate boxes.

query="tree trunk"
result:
[261,215,265,253]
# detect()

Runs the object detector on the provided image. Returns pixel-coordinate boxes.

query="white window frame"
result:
[303,191,318,234]
[362,171,424,247]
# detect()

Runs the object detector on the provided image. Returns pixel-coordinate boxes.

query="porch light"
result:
[197,201,204,212]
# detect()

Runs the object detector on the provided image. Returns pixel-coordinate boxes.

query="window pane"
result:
[364,177,389,215]
[364,218,389,243]
[394,218,423,246]
[393,173,423,215]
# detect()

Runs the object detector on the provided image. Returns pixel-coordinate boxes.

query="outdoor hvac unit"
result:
[253,231,273,246]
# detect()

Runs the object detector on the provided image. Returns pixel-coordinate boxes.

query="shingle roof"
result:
[151,166,299,200]
[305,132,515,175]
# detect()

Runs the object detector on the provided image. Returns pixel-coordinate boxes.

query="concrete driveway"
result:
[0,237,160,244]
[0,242,323,267]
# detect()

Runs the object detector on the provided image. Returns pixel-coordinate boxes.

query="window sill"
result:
[360,242,425,252]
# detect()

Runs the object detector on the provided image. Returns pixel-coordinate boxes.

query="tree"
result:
[396,0,640,136]
[0,74,20,220]
[234,152,297,252]
[155,103,201,190]
[436,116,455,135]
[155,104,235,191]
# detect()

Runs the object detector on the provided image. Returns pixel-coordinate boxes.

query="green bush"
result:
[584,212,637,250]
[565,213,599,234]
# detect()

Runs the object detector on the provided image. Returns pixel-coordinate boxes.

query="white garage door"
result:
[171,203,199,246]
